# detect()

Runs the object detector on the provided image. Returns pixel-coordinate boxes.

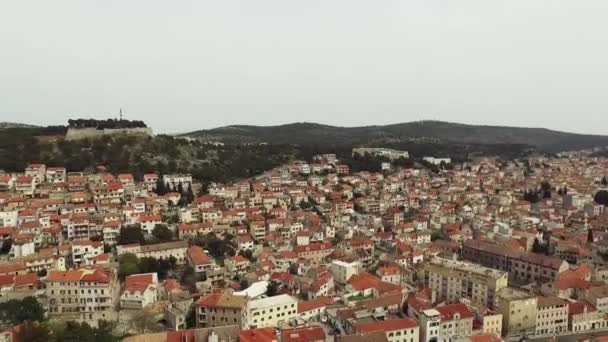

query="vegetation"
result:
[118,253,177,280]
[0,296,45,325]
[182,120,608,153]
[68,118,146,129]
[595,190,608,206]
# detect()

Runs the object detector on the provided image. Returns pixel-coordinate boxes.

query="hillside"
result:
[0,122,38,129]
[183,121,608,153]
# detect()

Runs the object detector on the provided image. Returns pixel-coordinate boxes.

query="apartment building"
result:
[197,291,249,329]
[71,239,104,266]
[496,287,538,336]
[463,240,569,282]
[248,294,298,329]
[535,296,568,336]
[419,304,474,342]
[46,266,117,324]
[421,258,508,309]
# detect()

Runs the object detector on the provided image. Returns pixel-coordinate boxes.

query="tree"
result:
[152,224,173,242]
[118,253,141,280]
[181,265,196,289]
[595,190,608,206]
[186,186,195,204]
[266,280,279,297]
[155,176,166,195]
[588,229,594,243]
[288,263,299,275]
[0,296,45,325]
[118,225,145,245]
[239,279,249,290]
[17,321,50,342]
[602,176,608,186]
[0,238,12,254]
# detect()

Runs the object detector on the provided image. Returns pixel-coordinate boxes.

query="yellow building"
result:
[422,258,508,309]
[497,287,537,336]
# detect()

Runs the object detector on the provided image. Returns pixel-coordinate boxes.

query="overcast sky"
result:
[1,1,607,134]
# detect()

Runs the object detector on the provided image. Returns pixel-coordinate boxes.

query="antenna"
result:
[120,108,123,121]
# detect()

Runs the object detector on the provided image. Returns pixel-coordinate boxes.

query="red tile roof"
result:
[239,328,277,342]
[281,326,325,342]
[355,318,418,334]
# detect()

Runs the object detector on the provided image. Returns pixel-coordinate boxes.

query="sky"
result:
[1,1,608,134]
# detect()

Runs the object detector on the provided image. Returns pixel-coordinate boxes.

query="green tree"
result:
[118,253,141,280]
[0,296,45,325]
[152,224,173,242]
[266,280,279,297]
[595,190,608,206]
[118,225,145,245]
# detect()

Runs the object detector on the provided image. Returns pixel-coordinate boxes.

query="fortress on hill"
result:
[65,114,153,141]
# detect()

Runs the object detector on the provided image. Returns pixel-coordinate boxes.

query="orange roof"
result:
[187,246,212,266]
[355,318,418,334]
[281,326,325,342]
[239,328,277,342]
[435,303,474,321]
[298,296,332,313]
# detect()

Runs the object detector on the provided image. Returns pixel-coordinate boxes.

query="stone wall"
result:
[65,127,153,140]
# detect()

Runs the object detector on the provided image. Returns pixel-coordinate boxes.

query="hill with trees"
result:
[182,120,608,153]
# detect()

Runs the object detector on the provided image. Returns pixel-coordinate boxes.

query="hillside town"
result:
[2,149,608,342]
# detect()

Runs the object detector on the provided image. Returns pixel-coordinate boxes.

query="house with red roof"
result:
[281,326,325,342]
[297,296,332,321]
[354,318,419,342]
[568,300,605,332]
[239,328,277,342]
[293,242,333,264]
[225,255,251,276]
[187,245,214,273]
[120,273,159,309]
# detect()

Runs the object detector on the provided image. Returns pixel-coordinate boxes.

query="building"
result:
[463,240,569,282]
[71,240,104,266]
[118,241,188,263]
[46,167,67,183]
[196,291,249,329]
[353,318,419,342]
[421,258,508,309]
[330,260,360,285]
[281,326,325,342]
[163,174,193,190]
[352,148,409,160]
[293,242,333,264]
[496,287,537,336]
[46,266,117,324]
[248,294,298,329]
[120,273,159,309]
[535,296,568,337]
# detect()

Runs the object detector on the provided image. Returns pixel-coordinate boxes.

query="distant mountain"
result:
[183,121,608,152]
[0,122,38,129]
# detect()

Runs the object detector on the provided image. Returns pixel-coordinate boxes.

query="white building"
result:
[163,174,193,190]
[423,157,452,165]
[120,273,159,309]
[248,294,298,329]
[329,260,360,285]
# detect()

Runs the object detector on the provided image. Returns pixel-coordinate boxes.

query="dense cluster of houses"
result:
[2,150,608,342]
